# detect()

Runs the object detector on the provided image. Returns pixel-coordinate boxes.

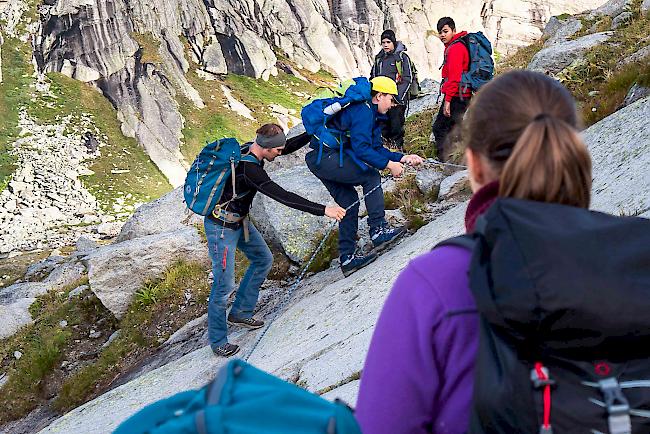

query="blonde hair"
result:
[464,70,592,208]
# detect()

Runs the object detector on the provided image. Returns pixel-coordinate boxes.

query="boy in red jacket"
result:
[432,17,470,161]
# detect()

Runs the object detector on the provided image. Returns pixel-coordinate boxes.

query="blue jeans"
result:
[306,148,386,256]
[204,217,273,348]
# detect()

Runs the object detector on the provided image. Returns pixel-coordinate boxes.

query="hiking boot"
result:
[212,342,240,358]
[370,223,407,252]
[227,314,265,330]
[340,252,378,277]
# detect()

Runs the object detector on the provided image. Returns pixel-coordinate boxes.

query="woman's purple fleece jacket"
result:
[356,181,499,434]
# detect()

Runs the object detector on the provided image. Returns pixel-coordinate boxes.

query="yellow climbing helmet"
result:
[370,76,398,95]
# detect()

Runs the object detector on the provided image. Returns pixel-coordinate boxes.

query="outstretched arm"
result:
[282,131,311,155]
[243,164,325,215]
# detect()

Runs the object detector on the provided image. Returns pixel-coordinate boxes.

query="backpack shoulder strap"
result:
[445,38,468,57]
[240,153,261,165]
[433,234,475,251]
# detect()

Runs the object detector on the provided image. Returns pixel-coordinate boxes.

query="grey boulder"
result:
[74,236,99,256]
[0,258,86,339]
[406,81,441,118]
[591,0,634,17]
[543,17,583,46]
[117,187,201,242]
[250,165,333,263]
[528,32,613,74]
[0,299,36,340]
[585,97,650,218]
[622,83,650,108]
[86,228,209,319]
[438,170,469,201]
[0,282,48,339]
[611,11,633,29]
[415,169,446,199]
[42,259,86,288]
[619,45,650,67]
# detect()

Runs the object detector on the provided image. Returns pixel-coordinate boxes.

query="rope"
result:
[243,177,391,361]
[424,158,467,169]
[242,158,464,361]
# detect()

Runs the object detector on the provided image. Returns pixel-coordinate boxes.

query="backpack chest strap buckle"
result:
[530,366,555,388]
[598,378,631,434]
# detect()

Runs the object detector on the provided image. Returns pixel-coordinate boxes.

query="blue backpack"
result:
[301,77,372,168]
[446,32,494,95]
[183,138,260,216]
[114,359,362,434]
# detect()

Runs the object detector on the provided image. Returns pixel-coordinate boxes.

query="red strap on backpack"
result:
[532,362,554,434]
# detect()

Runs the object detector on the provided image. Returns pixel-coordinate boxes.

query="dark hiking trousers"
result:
[382,104,407,147]
[306,148,386,257]
[432,97,469,160]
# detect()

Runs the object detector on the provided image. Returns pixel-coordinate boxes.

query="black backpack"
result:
[374,52,420,99]
[438,198,650,433]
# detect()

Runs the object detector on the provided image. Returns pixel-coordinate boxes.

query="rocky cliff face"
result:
[24,0,607,186]
[480,0,606,53]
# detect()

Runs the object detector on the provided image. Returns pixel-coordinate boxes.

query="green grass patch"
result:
[384,174,430,231]
[273,51,338,86]
[404,108,436,158]
[306,230,339,273]
[178,69,259,160]
[54,260,210,412]
[556,1,650,125]
[223,72,312,117]
[131,32,163,65]
[497,39,545,73]
[574,15,612,39]
[0,36,34,189]
[0,277,114,423]
[26,72,171,212]
[180,68,322,162]
[0,250,51,289]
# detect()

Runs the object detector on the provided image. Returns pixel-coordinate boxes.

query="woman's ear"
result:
[466,148,490,193]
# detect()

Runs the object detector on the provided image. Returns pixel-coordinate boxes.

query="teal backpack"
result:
[443,32,494,95]
[183,138,260,216]
[113,359,362,434]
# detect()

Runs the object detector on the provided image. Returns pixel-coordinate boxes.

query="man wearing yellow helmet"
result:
[305,76,423,276]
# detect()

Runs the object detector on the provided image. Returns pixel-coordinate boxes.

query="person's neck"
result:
[465,180,500,233]
[249,143,264,161]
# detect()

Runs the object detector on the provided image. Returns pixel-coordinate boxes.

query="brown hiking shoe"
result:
[212,342,240,357]
[227,315,264,330]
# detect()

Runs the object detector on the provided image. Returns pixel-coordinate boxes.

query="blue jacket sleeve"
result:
[343,103,402,169]
[373,120,404,162]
